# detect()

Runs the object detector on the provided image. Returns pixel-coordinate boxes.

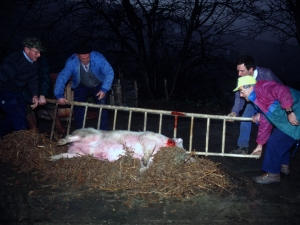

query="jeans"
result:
[262,128,296,174]
[73,83,108,130]
[237,103,256,147]
[0,90,28,137]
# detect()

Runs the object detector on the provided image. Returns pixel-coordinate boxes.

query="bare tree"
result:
[166,0,247,100]
[83,0,247,101]
[243,0,300,47]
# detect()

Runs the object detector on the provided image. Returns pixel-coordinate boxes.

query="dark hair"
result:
[236,55,256,70]
[22,37,46,52]
[75,43,92,54]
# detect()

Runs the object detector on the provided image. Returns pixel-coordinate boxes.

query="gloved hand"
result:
[226,112,236,122]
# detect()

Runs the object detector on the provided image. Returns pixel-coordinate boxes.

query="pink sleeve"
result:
[256,115,273,145]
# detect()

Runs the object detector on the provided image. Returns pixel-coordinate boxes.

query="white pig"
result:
[50,128,184,174]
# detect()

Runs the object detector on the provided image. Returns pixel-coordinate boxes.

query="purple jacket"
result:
[248,81,299,145]
[231,67,282,115]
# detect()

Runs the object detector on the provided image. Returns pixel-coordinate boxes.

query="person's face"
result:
[24,47,41,61]
[77,54,90,65]
[238,86,253,101]
[237,63,254,76]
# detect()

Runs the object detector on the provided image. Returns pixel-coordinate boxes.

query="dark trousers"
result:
[262,128,297,174]
[73,83,108,130]
[0,90,28,137]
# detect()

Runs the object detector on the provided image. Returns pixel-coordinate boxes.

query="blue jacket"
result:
[54,51,114,99]
[231,66,282,115]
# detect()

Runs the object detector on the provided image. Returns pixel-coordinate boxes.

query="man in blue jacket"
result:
[54,44,114,130]
[227,55,282,154]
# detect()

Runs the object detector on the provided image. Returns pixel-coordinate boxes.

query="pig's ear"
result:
[173,138,183,145]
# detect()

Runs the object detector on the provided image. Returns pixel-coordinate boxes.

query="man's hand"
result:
[38,95,46,105]
[252,113,260,124]
[31,95,39,109]
[58,98,68,105]
[251,144,263,159]
[96,91,106,100]
[226,112,236,122]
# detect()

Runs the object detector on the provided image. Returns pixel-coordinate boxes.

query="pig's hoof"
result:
[57,139,67,145]
[139,167,148,176]
[141,156,150,167]
[49,155,59,161]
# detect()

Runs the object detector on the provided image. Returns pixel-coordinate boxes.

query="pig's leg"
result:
[139,134,161,164]
[52,141,89,161]
[139,160,148,176]
[57,135,82,146]
[49,153,80,161]
[57,133,103,146]
[138,140,158,176]
[71,128,103,137]
[57,128,104,146]
[141,145,154,166]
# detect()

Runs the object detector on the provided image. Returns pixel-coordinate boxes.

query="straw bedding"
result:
[0,130,233,204]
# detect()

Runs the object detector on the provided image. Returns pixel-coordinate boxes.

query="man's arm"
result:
[54,59,74,100]
[230,91,245,116]
[94,52,114,94]
[27,63,39,98]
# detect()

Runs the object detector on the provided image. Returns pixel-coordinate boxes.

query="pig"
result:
[49,128,184,174]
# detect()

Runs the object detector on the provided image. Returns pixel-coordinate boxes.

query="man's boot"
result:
[26,112,37,130]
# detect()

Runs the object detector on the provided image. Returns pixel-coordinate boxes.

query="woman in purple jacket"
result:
[233,76,299,184]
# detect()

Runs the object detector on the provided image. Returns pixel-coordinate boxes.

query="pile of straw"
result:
[0,130,233,203]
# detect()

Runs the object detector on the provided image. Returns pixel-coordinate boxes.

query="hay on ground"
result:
[0,130,233,202]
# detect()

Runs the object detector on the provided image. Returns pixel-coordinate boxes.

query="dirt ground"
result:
[1,101,300,225]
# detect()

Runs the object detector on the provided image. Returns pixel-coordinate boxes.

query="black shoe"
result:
[230,146,248,154]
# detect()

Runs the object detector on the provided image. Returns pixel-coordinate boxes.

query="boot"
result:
[253,173,280,185]
[55,117,66,133]
[26,112,37,130]
[230,146,248,154]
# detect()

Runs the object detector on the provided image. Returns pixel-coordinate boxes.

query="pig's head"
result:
[165,138,184,148]
[173,138,183,149]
